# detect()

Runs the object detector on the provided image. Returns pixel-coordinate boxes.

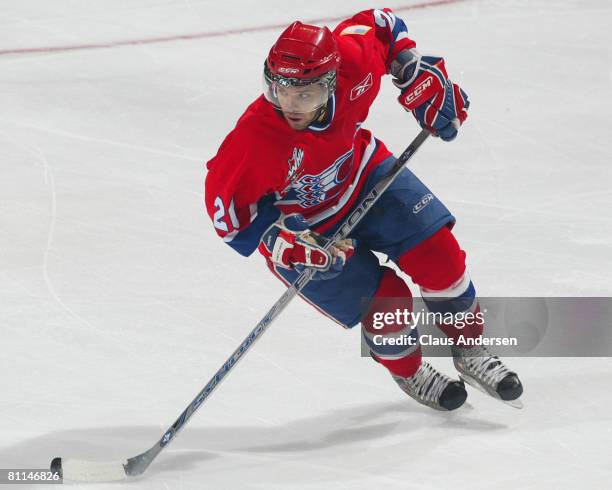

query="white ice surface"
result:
[1,0,612,489]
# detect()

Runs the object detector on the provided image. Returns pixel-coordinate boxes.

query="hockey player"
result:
[205,8,523,410]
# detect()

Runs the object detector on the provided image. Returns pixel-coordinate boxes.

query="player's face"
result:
[276,84,326,130]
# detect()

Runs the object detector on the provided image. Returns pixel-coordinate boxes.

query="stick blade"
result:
[50,456,130,482]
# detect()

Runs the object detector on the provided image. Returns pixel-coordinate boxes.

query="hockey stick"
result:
[50,128,430,482]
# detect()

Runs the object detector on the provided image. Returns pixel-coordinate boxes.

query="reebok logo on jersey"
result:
[350,73,373,101]
[404,76,434,106]
[413,193,434,214]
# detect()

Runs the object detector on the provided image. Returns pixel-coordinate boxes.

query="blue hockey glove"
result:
[393,50,470,141]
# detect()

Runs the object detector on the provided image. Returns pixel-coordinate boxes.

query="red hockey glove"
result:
[259,214,355,280]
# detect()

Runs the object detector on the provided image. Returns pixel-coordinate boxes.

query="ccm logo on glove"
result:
[402,76,434,107]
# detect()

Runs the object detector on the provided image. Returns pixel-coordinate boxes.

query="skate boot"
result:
[452,345,523,408]
[392,361,467,411]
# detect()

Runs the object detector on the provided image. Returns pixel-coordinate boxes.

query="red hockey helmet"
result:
[263,21,341,114]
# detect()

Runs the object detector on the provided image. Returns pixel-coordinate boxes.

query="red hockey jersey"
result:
[205,8,416,256]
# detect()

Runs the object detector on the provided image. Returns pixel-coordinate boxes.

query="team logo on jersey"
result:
[350,73,373,101]
[287,147,304,183]
[293,149,353,208]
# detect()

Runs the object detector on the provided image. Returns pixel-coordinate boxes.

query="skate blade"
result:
[459,374,523,410]
[504,398,523,409]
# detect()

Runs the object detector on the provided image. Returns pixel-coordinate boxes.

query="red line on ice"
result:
[0,0,465,56]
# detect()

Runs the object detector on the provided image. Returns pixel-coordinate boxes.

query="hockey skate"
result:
[451,345,523,409]
[392,361,467,411]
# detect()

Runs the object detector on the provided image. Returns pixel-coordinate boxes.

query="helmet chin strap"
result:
[313,103,328,123]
